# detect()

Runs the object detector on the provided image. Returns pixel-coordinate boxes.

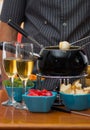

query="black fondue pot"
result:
[7,20,89,76]
[37,46,88,76]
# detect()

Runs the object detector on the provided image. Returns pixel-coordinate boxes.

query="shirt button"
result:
[62,22,67,26]
[44,21,48,25]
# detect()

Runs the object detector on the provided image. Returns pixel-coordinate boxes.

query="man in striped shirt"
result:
[0,0,90,90]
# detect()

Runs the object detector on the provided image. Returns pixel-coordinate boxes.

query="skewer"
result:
[59,36,90,50]
[71,35,90,45]
[7,19,43,49]
[51,106,90,117]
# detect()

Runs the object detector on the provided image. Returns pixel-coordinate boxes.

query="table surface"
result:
[1,88,90,130]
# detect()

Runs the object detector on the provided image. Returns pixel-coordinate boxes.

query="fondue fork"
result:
[51,106,90,117]
[8,19,43,49]
[71,35,90,46]
[70,35,90,49]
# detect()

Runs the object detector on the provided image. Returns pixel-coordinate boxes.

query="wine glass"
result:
[15,43,34,110]
[2,41,18,106]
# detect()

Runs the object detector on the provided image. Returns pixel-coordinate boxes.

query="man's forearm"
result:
[0,21,18,42]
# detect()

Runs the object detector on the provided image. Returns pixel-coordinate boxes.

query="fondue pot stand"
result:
[37,46,88,76]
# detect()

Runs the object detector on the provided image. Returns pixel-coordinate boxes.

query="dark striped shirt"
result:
[0,0,90,48]
[0,0,90,90]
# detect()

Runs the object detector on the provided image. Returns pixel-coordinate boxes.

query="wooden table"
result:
[1,89,90,130]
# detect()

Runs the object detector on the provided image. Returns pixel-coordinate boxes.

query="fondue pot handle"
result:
[0,42,40,60]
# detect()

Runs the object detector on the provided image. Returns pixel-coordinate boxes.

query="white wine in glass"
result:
[2,42,18,106]
[15,43,34,109]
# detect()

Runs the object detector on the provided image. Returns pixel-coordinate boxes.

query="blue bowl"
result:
[60,92,89,111]
[87,94,90,108]
[22,92,57,112]
[5,86,34,102]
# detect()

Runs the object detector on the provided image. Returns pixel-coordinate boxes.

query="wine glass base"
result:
[1,100,13,106]
[14,102,28,110]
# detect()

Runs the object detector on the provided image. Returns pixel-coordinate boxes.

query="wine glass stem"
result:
[22,80,27,94]
[21,80,28,109]
[10,77,15,103]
